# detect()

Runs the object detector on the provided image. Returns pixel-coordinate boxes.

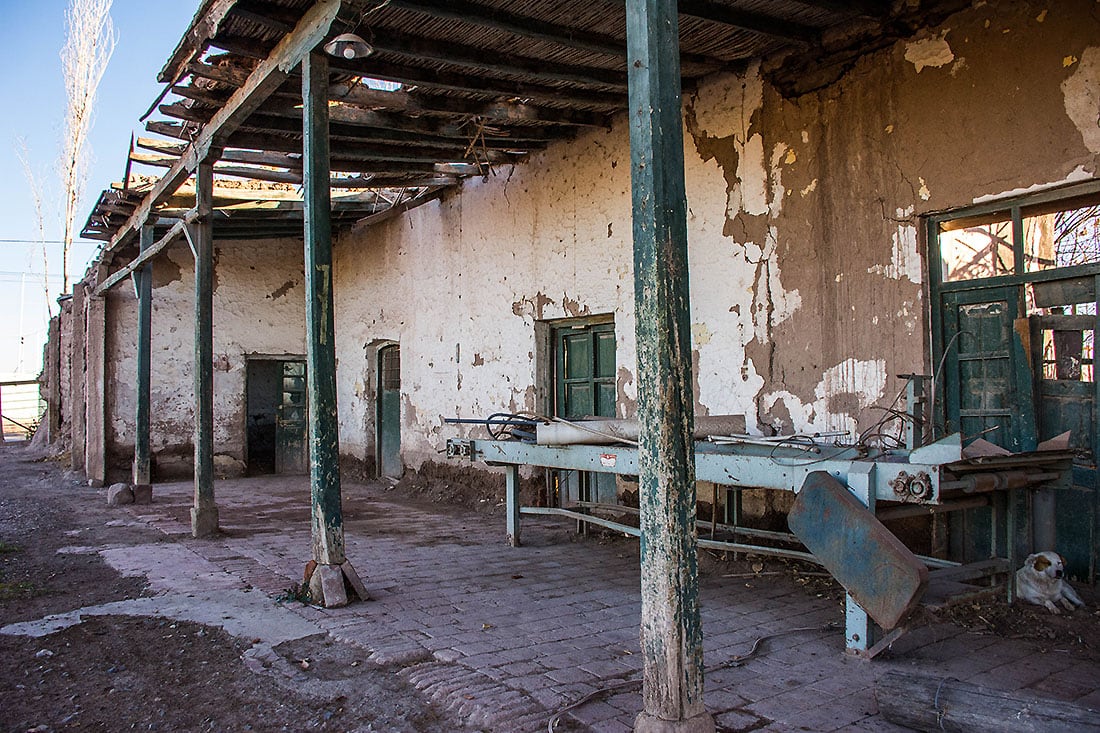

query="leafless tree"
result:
[15,138,53,316]
[58,0,116,293]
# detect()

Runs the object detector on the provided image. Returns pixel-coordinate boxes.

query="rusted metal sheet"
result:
[789,471,928,630]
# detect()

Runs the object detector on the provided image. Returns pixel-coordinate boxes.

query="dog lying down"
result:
[1016,551,1085,613]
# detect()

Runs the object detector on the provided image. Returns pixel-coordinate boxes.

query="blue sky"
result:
[0,0,199,377]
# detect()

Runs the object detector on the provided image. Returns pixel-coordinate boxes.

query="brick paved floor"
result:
[102,475,1100,731]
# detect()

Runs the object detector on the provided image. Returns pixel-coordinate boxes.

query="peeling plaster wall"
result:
[333,130,636,467]
[330,0,1098,472]
[104,238,306,479]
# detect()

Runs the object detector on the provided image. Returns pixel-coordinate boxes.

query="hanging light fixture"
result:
[324,32,374,59]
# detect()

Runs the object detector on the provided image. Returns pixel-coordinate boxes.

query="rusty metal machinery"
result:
[446,430,1074,656]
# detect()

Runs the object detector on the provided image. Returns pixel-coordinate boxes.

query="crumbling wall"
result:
[333,132,636,469]
[103,237,306,480]
[330,0,1098,477]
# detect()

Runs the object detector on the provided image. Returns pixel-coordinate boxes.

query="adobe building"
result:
[39,1,1100,728]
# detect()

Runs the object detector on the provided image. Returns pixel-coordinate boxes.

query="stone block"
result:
[318,564,348,608]
[132,484,153,504]
[107,483,134,506]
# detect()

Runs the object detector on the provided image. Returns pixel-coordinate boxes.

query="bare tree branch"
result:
[58,0,117,294]
[15,137,53,316]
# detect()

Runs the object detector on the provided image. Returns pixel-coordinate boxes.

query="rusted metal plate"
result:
[790,472,928,630]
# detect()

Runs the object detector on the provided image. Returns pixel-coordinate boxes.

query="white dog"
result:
[1016,551,1085,614]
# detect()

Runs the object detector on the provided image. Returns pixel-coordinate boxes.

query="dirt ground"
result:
[3,440,1100,733]
[0,442,463,733]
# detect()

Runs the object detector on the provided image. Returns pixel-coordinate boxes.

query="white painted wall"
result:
[104,237,306,477]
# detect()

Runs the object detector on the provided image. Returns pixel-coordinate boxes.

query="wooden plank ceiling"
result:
[81,0,928,249]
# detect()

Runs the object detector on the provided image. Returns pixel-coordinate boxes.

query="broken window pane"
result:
[940,217,1014,281]
[1024,203,1100,272]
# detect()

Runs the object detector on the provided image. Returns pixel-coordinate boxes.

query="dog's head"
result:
[1027,551,1067,580]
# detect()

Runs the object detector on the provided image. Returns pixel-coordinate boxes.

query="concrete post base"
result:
[634,711,715,733]
[306,560,370,608]
[190,505,219,538]
[132,484,153,504]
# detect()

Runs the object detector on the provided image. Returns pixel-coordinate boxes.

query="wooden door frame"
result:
[244,353,306,475]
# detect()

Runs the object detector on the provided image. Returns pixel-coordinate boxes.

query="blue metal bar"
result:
[457,439,946,503]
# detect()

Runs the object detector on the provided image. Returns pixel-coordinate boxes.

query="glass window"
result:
[939,216,1014,281]
[1024,203,1100,272]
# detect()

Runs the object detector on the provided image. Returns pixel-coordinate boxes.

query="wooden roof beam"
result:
[158,0,238,83]
[677,0,819,44]
[211,30,630,91]
[158,103,553,151]
[130,152,462,187]
[135,136,479,176]
[789,0,887,19]
[227,0,300,34]
[197,50,623,109]
[178,71,609,127]
[147,121,525,165]
[256,98,570,142]
[109,0,344,251]
[384,0,722,69]
[330,56,625,109]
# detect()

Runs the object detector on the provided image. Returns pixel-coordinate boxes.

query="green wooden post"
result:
[625,1,713,730]
[191,159,219,537]
[303,50,346,568]
[133,224,153,489]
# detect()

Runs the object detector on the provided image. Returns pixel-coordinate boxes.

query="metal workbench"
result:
[446,435,1073,655]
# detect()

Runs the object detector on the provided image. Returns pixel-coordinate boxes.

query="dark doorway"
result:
[247,358,308,475]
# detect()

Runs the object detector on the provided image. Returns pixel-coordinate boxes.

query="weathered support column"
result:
[70,282,87,470]
[84,290,107,487]
[301,50,367,607]
[190,160,219,537]
[44,316,61,444]
[625,1,713,731]
[132,224,153,499]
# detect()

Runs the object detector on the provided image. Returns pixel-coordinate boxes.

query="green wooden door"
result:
[941,288,1033,564]
[377,344,402,479]
[941,287,1034,452]
[554,322,616,504]
[275,361,308,475]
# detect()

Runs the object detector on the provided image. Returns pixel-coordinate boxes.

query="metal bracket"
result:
[889,470,934,502]
[446,439,473,459]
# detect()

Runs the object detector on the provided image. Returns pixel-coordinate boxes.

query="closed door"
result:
[940,287,1033,452]
[554,321,616,504]
[377,344,402,479]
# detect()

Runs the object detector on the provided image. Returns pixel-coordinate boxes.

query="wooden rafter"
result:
[179,68,611,127]
[107,0,345,251]
[382,0,723,69]
[210,30,631,91]
[158,0,238,83]
[678,0,819,43]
